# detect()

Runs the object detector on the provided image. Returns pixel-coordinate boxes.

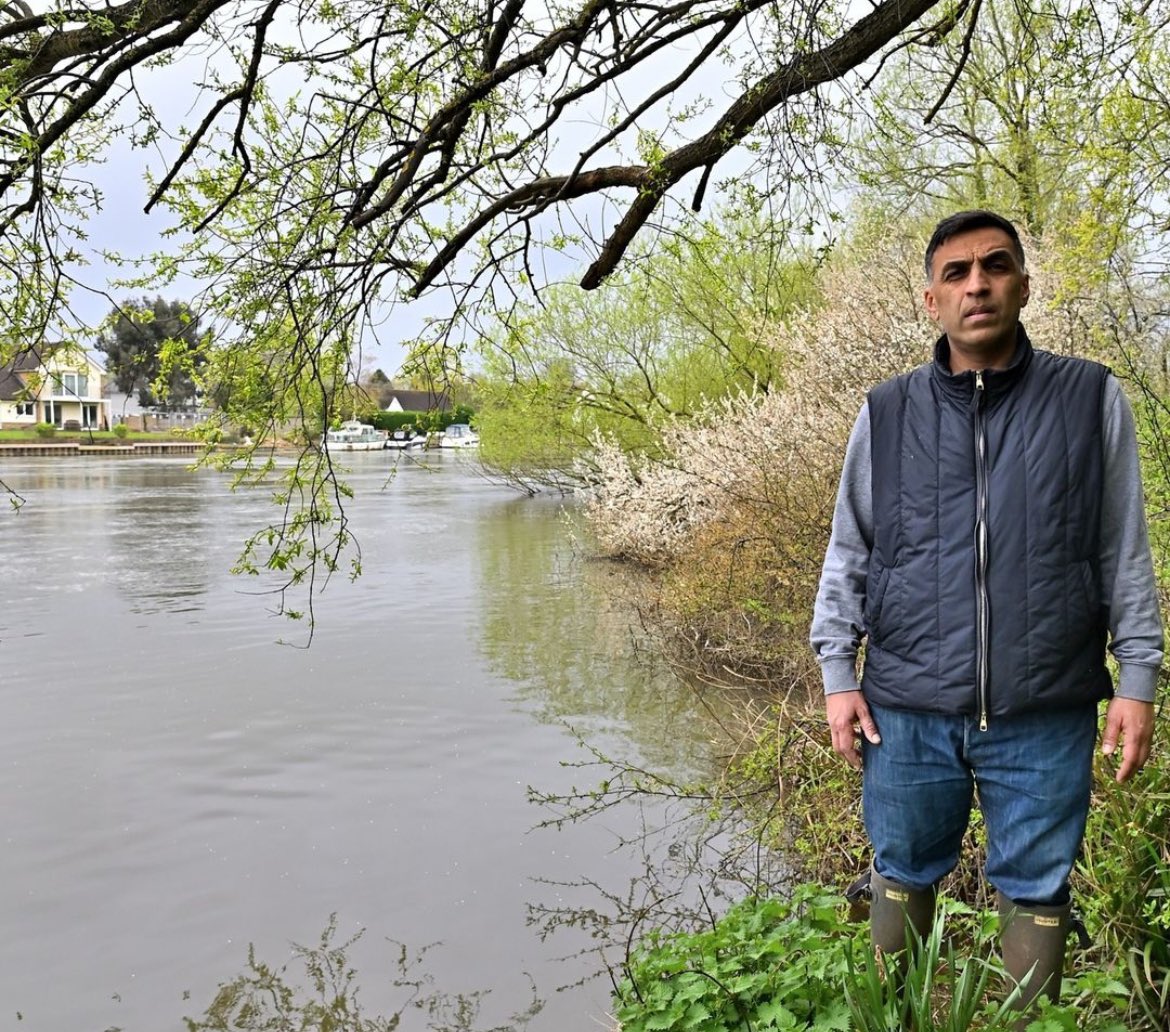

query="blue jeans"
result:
[861,701,1097,905]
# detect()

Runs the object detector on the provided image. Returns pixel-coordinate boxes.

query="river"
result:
[0,451,734,1032]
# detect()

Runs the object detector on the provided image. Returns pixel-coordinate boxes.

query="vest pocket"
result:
[1070,559,1101,634]
[865,563,893,641]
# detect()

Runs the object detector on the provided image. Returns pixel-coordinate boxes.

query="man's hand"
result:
[826,690,881,770]
[1101,697,1156,783]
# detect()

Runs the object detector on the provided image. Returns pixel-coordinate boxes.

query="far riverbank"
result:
[0,440,204,456]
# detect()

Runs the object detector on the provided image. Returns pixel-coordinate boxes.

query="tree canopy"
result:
[96,296,206,408]
[1,0,1164,384]
[474,209,820,487]
[0,0,962,347]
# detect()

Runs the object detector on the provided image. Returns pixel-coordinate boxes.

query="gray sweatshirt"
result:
[811,374,1164,703]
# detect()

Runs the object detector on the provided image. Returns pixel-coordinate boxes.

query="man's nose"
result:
[964,267,990,292]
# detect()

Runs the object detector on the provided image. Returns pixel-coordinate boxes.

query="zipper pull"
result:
[969,370,986,414]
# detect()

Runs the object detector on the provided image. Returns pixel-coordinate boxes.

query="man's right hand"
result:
[826,690,881,769]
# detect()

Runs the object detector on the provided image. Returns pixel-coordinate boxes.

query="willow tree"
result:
[473,211,822,490]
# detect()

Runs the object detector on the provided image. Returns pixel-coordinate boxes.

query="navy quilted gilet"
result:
[862,330,1112,719]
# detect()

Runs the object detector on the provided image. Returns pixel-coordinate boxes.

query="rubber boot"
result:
[870,868,937,954]
[998,891,1071,1029]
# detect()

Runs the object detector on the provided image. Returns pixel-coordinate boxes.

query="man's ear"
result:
[924,286,939,321]
[1020,273,1031,308]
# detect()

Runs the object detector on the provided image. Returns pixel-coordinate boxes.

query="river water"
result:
[0,452,729,1032]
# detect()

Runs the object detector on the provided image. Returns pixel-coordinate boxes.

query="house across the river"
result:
[0,346,111,430]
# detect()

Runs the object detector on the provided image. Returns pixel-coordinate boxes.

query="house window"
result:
[15,402,33,416]
[43,401,61,426]
[82,403,99,428]
[58,371,88,397]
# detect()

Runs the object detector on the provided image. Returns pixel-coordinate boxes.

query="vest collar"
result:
[930,325,1034,406]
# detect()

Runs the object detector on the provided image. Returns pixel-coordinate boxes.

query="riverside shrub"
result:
[583,228,929,679]
[614,888,1142,1032]
[1075,724,1170,1028]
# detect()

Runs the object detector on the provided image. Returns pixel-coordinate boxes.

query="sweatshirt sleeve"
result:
[810,404,874,695]
[1100,375,1164,702]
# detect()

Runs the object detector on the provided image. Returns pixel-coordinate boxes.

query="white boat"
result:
[324,420,388,451]
[385,428,426,450]
[438,423,480,448]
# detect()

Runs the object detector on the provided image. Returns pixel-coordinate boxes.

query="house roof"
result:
[0,367,26,400]
[0,346,47,399]
[10,348,45,372]
[0,344,105,400]
[385,388,451,412]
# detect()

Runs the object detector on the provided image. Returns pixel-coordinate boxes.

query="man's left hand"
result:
[1101,697,1156,782]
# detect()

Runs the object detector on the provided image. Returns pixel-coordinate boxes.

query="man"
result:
[810,210,1162,1016]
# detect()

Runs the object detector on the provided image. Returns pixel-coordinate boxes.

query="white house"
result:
[0,346,111,430]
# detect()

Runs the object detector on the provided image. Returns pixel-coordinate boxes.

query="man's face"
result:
[924,226,1030,370]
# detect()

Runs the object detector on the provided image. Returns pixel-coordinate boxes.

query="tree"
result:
[0,0,955,362]
[473,209,820,487]
[845,0,1170,257]
[96,297,206,408]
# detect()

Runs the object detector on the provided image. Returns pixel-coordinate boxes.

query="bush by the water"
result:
[612,888,855,1032]
[363,404,475,434]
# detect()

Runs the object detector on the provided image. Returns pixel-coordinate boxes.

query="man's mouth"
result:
[965,307,996,320]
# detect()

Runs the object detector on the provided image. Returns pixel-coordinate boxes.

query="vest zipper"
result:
[973,370,990,731]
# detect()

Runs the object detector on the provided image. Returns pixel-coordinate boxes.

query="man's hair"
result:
[924,210,1026,280]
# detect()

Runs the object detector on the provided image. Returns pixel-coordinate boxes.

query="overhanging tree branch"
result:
[0,0,968,310]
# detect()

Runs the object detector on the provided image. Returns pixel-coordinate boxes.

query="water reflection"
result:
[0,458,215,611]
[107,462,213,610]
[185,917,545,1032]
[471,486,791,1000]
[475,495,728,777]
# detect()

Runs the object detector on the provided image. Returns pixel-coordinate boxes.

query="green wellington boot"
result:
[998,891,1072,1029]
[870,867,937,954]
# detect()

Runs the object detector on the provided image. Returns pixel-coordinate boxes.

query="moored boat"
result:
[324,420,388,451]
[385,428,426,450]
[438,423,479,448]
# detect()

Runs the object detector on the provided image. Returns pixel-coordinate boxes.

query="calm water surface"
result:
[0,452,718,1031]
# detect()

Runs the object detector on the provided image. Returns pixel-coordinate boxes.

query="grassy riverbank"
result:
[0,428,174,442]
